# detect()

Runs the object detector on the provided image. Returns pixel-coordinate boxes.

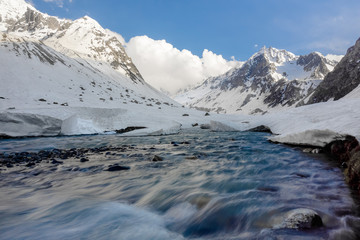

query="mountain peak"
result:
[251,46,297,64]
[75,15,102,29]
[0,0,35,21]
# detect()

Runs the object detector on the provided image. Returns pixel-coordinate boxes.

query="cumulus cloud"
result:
[125,36,241,95]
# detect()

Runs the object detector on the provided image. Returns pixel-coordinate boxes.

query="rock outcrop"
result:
[325,136,360,194]
[307,38,360,103]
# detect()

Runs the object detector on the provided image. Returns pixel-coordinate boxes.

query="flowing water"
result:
[0,130,359,239]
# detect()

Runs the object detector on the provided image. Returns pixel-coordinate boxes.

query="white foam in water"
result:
[1,200,184,240]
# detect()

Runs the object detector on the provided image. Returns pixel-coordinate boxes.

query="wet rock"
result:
[325,136,359,163]
[6,163,14,168]
[115,126,146,134]
[257,186,278,192]
[247,125,272,133]
[106,165,130,172]
[51,159,63,164]
[277,208,323,229]
[189,194,212,209]
[26,162,35,167]
[80,158,89,162]
[200,124,211,129]
[292,172,310,178]
[347,151,360,193]
[311,148,321,154]
[341,162,348,169]
[325,136,360,194]
[152,155,163,162]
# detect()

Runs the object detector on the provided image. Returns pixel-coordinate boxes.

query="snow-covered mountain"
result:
[0,0,194,136]
[0,0,143,83]
[175,46,341,114]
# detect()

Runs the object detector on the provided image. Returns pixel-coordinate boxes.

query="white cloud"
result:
[125,36,241,95]
[42,0,72,8]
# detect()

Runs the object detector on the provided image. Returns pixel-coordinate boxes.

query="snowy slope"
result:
[0,0,191,136]
[176,47,341,115]
[0,0,142,83]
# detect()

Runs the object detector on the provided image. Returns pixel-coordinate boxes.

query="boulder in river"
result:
[276,208,323,229]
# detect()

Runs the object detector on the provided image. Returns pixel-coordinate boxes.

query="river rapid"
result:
[0,130,359,239]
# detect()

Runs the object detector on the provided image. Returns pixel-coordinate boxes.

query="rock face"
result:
[176,47,339,114]
[307,38,360,103]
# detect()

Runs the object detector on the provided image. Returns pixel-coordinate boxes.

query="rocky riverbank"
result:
[324,136,360,197]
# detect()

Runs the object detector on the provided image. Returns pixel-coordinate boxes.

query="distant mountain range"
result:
[175,47,345,114]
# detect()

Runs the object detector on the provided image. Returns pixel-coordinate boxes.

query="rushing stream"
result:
[0,130,359,239]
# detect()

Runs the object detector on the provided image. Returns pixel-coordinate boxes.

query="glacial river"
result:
[0,130,359,239]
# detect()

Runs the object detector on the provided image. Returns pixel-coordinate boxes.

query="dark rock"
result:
[200,124,211,129]
[292,172,310,178]
[182,114,189,116]
[341,162,348,169]
[115,126,146,134]
[26,162,35,167]
[347,151,360,194]
[51,159,63,164]
[257,186,278,192]
[6,163,13,168]
[80,158,89,162]
[247,125,272,133]
[152,155,163,162]
[325,136,360,194]
[325,135,359,163]
[279,208,323,229]
[106,165,130,172]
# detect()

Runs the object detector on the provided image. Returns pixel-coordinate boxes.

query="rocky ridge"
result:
[307,38,360,103]
[176,47,340,114]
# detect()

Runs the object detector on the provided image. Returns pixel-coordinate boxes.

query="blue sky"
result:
[30,0,359,61]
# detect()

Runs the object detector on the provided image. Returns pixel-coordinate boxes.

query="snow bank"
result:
[1,97,359,149]
[0,112,62,137]
[269,129,348,147]
[208,120,240,132]
[245,98,360,146]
